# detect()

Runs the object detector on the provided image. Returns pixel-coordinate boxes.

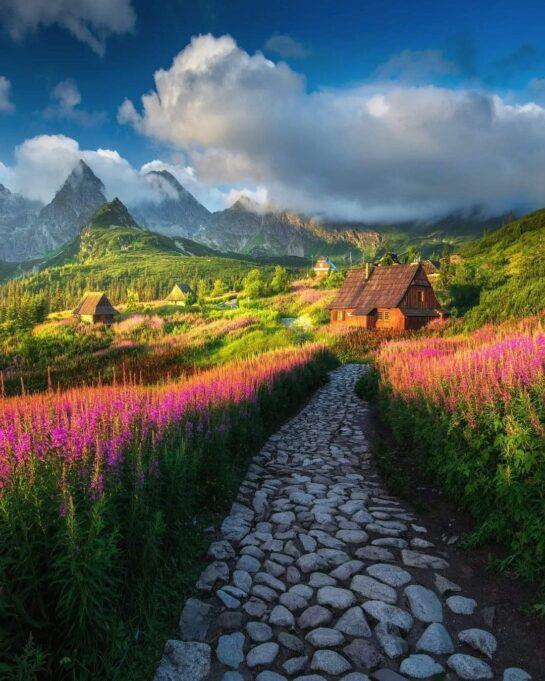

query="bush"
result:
[355,369,379,401]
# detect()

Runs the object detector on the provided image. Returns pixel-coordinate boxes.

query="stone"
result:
[399,654,444,678]
[233,569,252,593]
[154,640,210,681]
[306,626,345,647]
[434,573,461,595]
[337,529,369,544]
[217,589,241,609]
[280,591,308,611]
[335,606,372,637]
[246,642,280,668]
[269,604,295,627]
[309,572,336,587]
[447,654,493,680]
[252,584,276,602]
[255,571,286,592]
[243,596,267,618]
[179,598,213,641]
[362,601,413,632]
[271,511,296,524]
[283,657,309,675]
[447,595,477,615]
[265,559,285,577]
[351,575,397,604]
[503,669,532,681]
[311,650,352,675]
[331,560,364,580]
[317,586,356,609]
[298,605,334,629]
[404,585,443,623]
[222,515,250,541]
[222,673,244,681]
[341,675,372,681]
[366,564,411,587]
[344,639,383,669]
[236,555,260,573]
[401,550,449,570]
[217,633,245,669]
[247,621,273,642]
[279,631,305,653]
[257,673,287,681]
[356,546,395,562]
[294,677,328,681]
[287,566,302,583]
[208,540,235,560]
[416,622,454,654]
[374,622,408,659]
[317,548,351,567]
[298,553,324,573]
[300,534,318,552]
[290,583,313,599]
[458,628,497,658]
[196,561,229,591]
[371,671,408,681]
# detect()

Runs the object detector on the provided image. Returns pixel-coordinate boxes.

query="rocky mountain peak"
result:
[87,198,141,230]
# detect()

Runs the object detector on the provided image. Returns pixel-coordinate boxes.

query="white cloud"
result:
[118,33,545,220]
[0,76,14,112]
[264,34,310,59]
[44,79,106,125]
[0,0,136,56]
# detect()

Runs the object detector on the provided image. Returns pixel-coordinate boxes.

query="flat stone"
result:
[222,673,244,681]
[264,559,285,577]
[298,553,325,573]
[180,598,213,641]
[351,575,397,604]
[300,534,318,552]
[269,604,295,627]
[447,595,477,615]
[287,566,302,583]
[371,671,408,681]
[404,585,443,623]
[298,605,334,629]
[217,589,241,609]
[280,590,308,611]
[337,529,369,544]
[294,677,328,681]
[154,640,210,681]
[217,633,245,669]
[309,572,336,587]
[246,642,280,668]
[401,550,449,570]
[331,560,364,580]
[374,622,408,659]
[283,657,309,675]
[306,627,345,647]
[209,540,236,560]
[335,606,372,637]
[222,515,250,541]
[341,675,372,681]
[196,561,229,591]
[311,650,352,675]
[356,547,395,562]
[257,672,287,681]
[447,654,493,679]
[279,631,305,653]
[247,621,273,642]
[372,538,407,549]
[399,654,444,678]
[362,601,413,632]
[416,622,454,654]
[255,571,286,592]
[434,573,461,595]
[458,628,497,658]
[271,511,296,524]
[317,586,356,609]
[317,548,351,567]
[233,569,252,593]
[243,596,267,618]
[236,555,260,573]
[290,584,313,600]
[344,639,383,669]
[366,564,411,587]
[503,669,532,681]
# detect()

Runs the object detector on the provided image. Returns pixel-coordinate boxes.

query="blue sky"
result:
[2,0,545,219]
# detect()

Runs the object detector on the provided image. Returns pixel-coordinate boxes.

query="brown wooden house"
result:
[313,256,337,278]
[166,283,195,304]
[329,263,442,331]
[73,292,118,324]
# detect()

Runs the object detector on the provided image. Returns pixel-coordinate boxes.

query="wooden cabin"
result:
[329,263,443,331]
[73,292,118,325]
[166,283,195,304]
[313,256,337,278]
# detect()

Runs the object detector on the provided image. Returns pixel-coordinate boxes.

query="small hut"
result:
[313,256,337,278]
[73,292,118,324]
[166,283,195,305]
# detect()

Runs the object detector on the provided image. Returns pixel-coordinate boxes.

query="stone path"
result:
[154,365,532,681]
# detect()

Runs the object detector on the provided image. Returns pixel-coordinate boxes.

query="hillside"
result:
[449,207,545,327]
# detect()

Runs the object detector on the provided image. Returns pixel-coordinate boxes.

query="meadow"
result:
[361,313,545,606]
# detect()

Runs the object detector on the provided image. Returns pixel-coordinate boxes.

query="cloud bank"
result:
[119,34,545,220]
[0,0,136,56]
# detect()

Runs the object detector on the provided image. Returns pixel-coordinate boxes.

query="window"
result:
[377,310,390,320]
[417,290,425,304]
[337,311,345,321]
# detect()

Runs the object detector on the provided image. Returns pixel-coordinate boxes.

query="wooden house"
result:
[313,256,337,278]
[73,292,118,324]
[166,283,195,304]
[329,263,442,331]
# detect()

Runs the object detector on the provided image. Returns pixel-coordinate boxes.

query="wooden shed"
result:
[166,283,195,304]
[329,263,442,331]
[313,256,337,278]
[73,292,118,324]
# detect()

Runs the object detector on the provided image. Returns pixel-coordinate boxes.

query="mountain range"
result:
[0,160,512,263]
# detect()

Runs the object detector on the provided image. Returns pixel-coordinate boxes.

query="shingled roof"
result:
[328,268,368,309]
[166,283,194,300]
[73,292,118,317]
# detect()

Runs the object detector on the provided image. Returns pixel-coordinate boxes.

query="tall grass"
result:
[0,345,335,679]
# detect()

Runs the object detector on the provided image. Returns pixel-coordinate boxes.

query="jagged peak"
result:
[87,198,141,230]
[63,159,105,193]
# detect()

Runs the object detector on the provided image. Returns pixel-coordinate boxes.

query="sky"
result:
[2,0,545,219]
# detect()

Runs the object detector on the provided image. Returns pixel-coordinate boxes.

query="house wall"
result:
[92,314,115,325]
[375,308,406,331]
[329,309,366,326]
[401,266,440,309]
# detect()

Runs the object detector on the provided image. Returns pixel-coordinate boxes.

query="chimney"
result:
[364,262,373,280]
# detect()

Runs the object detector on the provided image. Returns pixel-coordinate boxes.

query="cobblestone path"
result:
[154,364,532,681]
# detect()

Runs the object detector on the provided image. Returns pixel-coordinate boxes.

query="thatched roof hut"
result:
[73,292,118,324]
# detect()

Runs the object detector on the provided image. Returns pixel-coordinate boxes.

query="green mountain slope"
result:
[452,208,545,327]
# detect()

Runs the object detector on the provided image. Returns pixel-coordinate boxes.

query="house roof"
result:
[314,256,338,271]
[354,264,421,315]
[166,283,194,300]
[73,292,118,316]
[329,268,369,309]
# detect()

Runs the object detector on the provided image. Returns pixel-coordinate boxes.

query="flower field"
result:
[0,344,334,679]
[368,313,545,599]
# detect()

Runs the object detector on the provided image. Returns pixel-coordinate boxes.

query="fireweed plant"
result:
[366,314,545,602]
[0,345,335,678]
